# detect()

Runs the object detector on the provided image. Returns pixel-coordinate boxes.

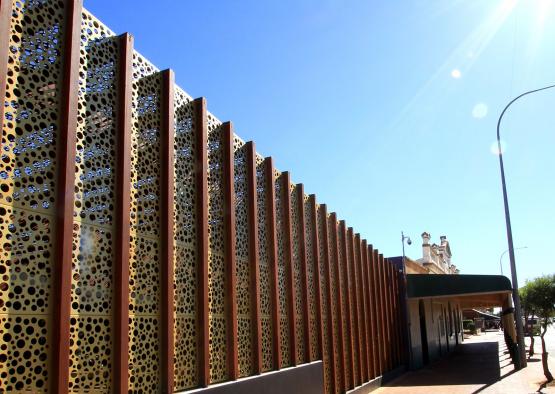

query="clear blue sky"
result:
[87,0,555,284]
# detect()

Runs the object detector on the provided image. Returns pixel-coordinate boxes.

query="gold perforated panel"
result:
[317,206,332,394]
[173,86,198,389]
[234,139,253,377]
[337,226,351,388]
[256,154,274,372]
[290,184,305,363]
[207,114,228,383]
[128,53,161,393]
[304,195,319,361]
[68,10,117,392]
[346,233,358,385]
[328,215,341,393]
[274,170,290,367]
[0,0,66,390]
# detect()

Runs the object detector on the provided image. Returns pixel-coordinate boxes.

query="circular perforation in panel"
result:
[128,316,160,393]
[1,0,65,213]
[68,316,111,392]
[0,315,49,391]
[173,244,196,316]
[174,316,197,389]
[0,205,53,314]
[261,316,273,372]
[290,185,305,363]
[274,171,290,367]
[304,195,319,360]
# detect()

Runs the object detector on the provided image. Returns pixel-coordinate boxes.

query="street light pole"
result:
[496,83,555,369]
[499,246,527,276]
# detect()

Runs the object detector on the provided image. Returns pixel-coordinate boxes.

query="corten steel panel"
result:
[161,69,176,393]
[380,254,392,371]
[340,221,354,390]
[114,32,134,393]
[354,234,367,383]
[392,264,403,366]
[194,97,210,387]
[377,254,387,372]
[309,196,324,361]
[223,122,239,380]
[370,248,383,376]
[0,0,11,143]
[52,1,83,392]
[330,213,345,392]
[386,263,396,367]
[348,229,362,386]
[320,205,337,393]
[361,240,374,380]
[246,142,263,374]
[264,157,282,369]
[281,172,298,366]
[297,185,311,362]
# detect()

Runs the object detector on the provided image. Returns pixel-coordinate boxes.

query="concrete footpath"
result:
[374,330,554,394]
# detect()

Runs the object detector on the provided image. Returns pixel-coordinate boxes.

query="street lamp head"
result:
[406,238,412,246]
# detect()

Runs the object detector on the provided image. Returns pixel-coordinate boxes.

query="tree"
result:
[520,282,536,357]
[523,274,555,382]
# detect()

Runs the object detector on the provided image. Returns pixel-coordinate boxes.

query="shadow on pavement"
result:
[384,340,501,387]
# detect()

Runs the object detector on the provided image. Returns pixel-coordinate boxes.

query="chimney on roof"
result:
[440,235,447,245]
[421,232,431,262]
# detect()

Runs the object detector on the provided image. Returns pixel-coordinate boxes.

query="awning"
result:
[406,274,512,308]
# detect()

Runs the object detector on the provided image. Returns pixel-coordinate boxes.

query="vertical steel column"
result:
[347,228,361,387]
[264,157,282,369]
[387,259,396,369]
[355,234,367,383]
[361,240,374,380]
[281,172,298,365]
[0,0,12,139]
[161,69,176,393]
[113,32,133,393]
[321,205,337,392]
[223,122,239,380]
[331,213,345,392]
[51,1,82,392]
[309,195,323,361]
[340,221,354,390]
[379,254,391,371]
[372,248,384,376]
[193,97,210,387]
[297,185,311,362]
[391,263,402,367]
[246,142,263,374]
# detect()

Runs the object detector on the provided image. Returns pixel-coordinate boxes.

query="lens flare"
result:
[491,140,507,155]
[451,69,462,78]
[472,102,488,118]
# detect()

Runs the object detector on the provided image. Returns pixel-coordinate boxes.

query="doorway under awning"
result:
[404,274,515,370]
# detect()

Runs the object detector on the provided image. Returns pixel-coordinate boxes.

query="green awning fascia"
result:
[406,274,512,299]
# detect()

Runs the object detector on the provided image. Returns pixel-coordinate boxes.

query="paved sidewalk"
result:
[374,330,554,394]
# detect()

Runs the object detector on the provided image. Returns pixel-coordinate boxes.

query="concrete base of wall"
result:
[181,361,323,394]
[346,366,407,394]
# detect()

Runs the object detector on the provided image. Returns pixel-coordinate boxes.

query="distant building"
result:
[404,232,459,275]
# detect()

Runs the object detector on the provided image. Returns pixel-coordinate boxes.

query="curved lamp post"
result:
[496,83,555,369]
[401,232,412,367]
[499,246,527,276]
